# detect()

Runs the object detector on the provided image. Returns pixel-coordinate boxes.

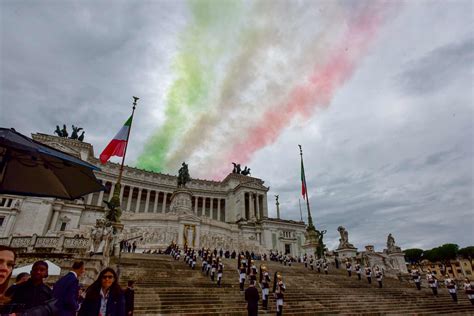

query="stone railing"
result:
[0,235,91,254]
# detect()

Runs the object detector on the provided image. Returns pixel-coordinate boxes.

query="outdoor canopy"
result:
[0,127,105,200]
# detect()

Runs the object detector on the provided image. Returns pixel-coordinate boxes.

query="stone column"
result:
[194,197,198,214]
[153,191,158,213]
[249,193,256,221]
[126,187,134,212]
[195,225,201,248]
[49,211,59,231]
[135,188,143,213]
[109,182,115,199]
[162,193,168,213]
[210,198,214,219]
[263,194,268,218]
[217,199,221,221]
[119,185,125,204]
[202,197,206,217]
[178,224,184,247]
[144,190,151,213]
[86,193,93,205]
[96,190,104,206]
[256,194,260,220]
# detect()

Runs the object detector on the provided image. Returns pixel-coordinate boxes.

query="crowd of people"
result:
[0,245,135,316]
[1,243,473,316]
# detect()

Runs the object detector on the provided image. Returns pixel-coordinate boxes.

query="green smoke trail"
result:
[137,0,244,172]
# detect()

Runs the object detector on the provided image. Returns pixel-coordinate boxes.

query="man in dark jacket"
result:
[11,261,52,312]
[124,280,135,315]
[245,280,259,316]
[53,261,85,316]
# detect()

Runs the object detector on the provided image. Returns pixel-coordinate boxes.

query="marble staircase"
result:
[113,253,473,315]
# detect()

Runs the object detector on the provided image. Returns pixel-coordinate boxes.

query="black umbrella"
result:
[0,127,105,200]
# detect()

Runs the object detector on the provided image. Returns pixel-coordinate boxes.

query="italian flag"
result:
[301,157,307,198]
[99,115,132,164]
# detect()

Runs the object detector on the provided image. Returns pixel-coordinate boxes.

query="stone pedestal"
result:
[335,247,357,260]
[170,189,193,215]
[302,228,320,256]
[388,251,408,273]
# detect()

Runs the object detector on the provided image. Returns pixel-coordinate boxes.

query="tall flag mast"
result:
[299,144,315,230]
[299,199,303,222]
[99,96,139,223]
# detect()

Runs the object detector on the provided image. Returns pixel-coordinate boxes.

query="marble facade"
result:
[0,133,307,257]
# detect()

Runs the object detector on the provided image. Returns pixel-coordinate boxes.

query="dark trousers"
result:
[277,305,283,316]
[247,305,258,316]
[378,281,382,288]
[415,282,421,290]
[240,282,244,291]
[367,277,372,284]
[317,268,321,273]
[469,298,474,305]
[325,270,328,275]
[357,273,361,280]
[348,271,351,277]
[262,297,268,309]
[431,287,438,296]
[449,292,457,302]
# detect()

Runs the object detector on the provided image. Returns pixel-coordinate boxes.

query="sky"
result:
[1,0,473,251]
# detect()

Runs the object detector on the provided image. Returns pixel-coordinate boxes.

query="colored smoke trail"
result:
[137,0,246,172]
[166,1,345,169]
[205,4,394,179]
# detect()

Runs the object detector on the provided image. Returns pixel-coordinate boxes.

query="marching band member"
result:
[365,266,372,284]
[210,258,217,281]
[259,265,271,310]
[239,263,247,291]
[304,254,308,268]
[346,260,352,277]
[309,256,314,270]
[375,267,383,288]
[355,263,361,280]
[323,261,329,274]
[217,260,224,287]
[463,278,474,305]
[426,270,438,296]
[273,272,286,316]
[444,275,458,302]
[411,269,421,290]
[316,260,321,273]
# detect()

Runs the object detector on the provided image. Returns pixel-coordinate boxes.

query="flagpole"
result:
[116,96,139,186]
[299,145,315,230]
[299,199,303,222]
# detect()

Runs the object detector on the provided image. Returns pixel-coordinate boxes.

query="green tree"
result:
[404,248,424,265]
[458,246,474,265]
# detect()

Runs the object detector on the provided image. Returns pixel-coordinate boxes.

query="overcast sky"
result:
[1,0,472,251]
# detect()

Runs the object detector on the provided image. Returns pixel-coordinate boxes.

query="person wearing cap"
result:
[11,260,52,312]
[463,278,474,305]
[444,274,458,302]
[217,260,224,287]
[365,266,372,284]
[259,265,270,310]
[354,263,361,280]
[249,260,257,283]
[426,270,438,296]
[375,267,383,288]
[273,272,286,316]
[411,269,422,290]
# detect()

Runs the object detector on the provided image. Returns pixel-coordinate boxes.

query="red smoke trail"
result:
[212,7,389,179]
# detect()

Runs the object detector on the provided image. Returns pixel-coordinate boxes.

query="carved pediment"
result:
[44,142,81,158]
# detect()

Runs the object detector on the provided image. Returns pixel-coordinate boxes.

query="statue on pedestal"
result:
[386,233,401,253]
[337,226,355,249]
[177,162,190,187]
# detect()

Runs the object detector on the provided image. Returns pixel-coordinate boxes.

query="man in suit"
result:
[245,280,259,316]
[53,261,85,316]
[124,280,135,316]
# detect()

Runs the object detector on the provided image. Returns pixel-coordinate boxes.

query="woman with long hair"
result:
[79,267,125,316]
[0,246,16,296]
